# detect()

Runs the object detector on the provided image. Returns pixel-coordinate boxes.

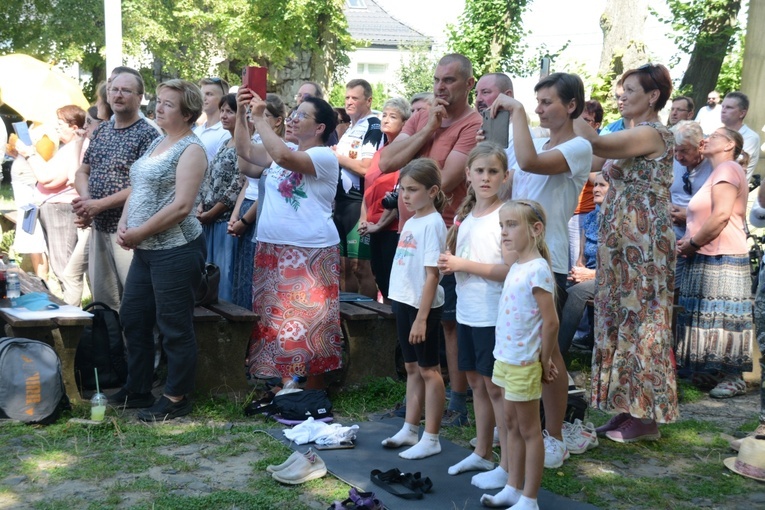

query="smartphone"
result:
[540,57,551,79]
[242,66,267,99]
[12,122,32,146]
[481,109,510,148]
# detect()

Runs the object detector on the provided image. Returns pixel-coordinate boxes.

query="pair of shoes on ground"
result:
[470,426,500,448]
[107,388,192,421]
[543,430,570,468]
[563,419,599,454]
[597,413,661,443]
[441,409,469,427]
[729,423,765,451]
[267,448,327,484]
[709,377,747,399]
[328,487,384,510]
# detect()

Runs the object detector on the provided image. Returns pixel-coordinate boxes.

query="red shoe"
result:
[595,413,631,435]
[605,417,661,443]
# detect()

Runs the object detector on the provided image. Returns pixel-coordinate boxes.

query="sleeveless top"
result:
[126,134,205,250]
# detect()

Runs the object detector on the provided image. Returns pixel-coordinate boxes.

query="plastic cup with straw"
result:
[90,367,107,421]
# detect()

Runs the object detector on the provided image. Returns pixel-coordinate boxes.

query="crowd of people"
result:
[3,51,765,507]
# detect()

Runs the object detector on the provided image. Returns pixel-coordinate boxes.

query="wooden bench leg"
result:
[340,318,398,386]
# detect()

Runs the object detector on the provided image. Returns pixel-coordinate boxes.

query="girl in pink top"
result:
[676,127,753,399]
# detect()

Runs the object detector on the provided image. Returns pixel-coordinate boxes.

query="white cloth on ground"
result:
[282,416,359,445]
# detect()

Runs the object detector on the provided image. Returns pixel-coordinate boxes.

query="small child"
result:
[437,142,511,480]
[481,200,560,510]
[381,158,447,460]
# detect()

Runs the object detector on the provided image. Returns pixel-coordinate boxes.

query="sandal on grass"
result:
[328,487,384,509]
[709,377,747,399]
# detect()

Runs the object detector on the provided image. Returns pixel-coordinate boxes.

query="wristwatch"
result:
[239,216,251,226]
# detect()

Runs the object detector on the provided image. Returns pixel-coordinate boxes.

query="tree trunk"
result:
[740,0,764,177]
[597,0,649,79]
[679,0,741,115]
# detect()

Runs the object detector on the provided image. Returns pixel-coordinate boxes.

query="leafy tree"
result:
[395,42,437,100]
[715,34,744,95]
[654,0,742,114]
[371,82,387,111]
[446,0,532,78]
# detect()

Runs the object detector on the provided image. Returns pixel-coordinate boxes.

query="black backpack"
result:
[0,337,69,423]
[74,302,127,391]
[245,389,333,421]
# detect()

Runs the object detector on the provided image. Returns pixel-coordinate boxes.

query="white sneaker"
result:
[563,419,599,454]
[470,426,500,448]
[543,430,570,468]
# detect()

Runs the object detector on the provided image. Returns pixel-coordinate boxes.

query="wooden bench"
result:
[335,296,399,386]
[192,300,258,395]
[0,271,91,404]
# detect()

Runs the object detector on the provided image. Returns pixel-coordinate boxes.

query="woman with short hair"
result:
[676,127,753,398]
[109,79,208,421]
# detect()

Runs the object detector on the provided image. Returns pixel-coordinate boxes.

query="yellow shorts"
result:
[491,360,542,402]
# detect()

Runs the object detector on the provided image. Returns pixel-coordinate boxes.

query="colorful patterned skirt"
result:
[246,242,342,380]
[677,253,754,375]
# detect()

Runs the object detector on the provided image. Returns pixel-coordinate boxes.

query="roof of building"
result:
[344,0,432,48]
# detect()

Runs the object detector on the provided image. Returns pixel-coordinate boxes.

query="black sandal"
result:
[370,468,432,499]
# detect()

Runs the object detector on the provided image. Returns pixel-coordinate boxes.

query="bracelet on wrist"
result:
[689,237,701,249]
[239,216,251,226]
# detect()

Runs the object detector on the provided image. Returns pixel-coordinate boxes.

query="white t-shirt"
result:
[388,211,446,309]
[193,121,232,163]
[335,114,383,192]
[256,146,340,248]
[455,207,504,326]
[739,124,761,182]
[695,105,722,136]
[244,176,259,201]
[493,257,554,365]
[511,136,592,274]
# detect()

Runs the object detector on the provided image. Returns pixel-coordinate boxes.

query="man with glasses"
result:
[669,120,712,289]
[74,70,159,311]
[695,90,722,135]
[194,77,231,162]
[668,96,695,127]
[720,91,761,182]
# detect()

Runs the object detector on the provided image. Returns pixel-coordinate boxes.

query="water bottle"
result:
[276,375,302,395]
[6,259,20,305]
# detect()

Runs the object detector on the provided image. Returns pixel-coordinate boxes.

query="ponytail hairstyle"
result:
[500,199,554,296]
[446,142,508,253]
[399,158,447,213]
[717,127,751,170]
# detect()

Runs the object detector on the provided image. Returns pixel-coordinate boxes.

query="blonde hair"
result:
[399,158,447,213]
[156,79,203,125]
[446,142,508,253]
[500,199,553,274]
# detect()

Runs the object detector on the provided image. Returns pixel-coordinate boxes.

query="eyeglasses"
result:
[637,63,662,92]
[208,77,227,95]
[287,111,315,123]
[682,170,692,195]
[671,107,690,113]
[109,87,138,97]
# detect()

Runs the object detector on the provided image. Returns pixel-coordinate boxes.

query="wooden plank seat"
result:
[334,296,399,386]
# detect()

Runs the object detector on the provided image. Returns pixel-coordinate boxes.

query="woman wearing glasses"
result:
[676,128,753,399]
[234,87,341,391]
[576,64,678,442]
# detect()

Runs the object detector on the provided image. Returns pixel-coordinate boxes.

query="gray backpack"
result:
[0,337,68,423]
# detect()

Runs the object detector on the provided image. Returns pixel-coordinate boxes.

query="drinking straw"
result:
[94,367,101,395]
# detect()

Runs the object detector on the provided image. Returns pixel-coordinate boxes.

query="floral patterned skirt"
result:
[245,242,342,380]
[676,253,754,375]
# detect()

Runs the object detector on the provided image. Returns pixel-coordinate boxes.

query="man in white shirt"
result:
[721,91,761,182]
[332,78,383,298]
[695,90,722,135]
[193,77,231,162]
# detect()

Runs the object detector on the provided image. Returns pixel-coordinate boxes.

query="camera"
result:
[381,192,399,210]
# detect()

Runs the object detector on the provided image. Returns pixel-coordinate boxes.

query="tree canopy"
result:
[0,0,352,101]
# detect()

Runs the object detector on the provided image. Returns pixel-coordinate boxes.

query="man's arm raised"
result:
[379,103,446,173]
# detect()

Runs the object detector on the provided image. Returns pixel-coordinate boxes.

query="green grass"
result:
[2,377,764,510]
